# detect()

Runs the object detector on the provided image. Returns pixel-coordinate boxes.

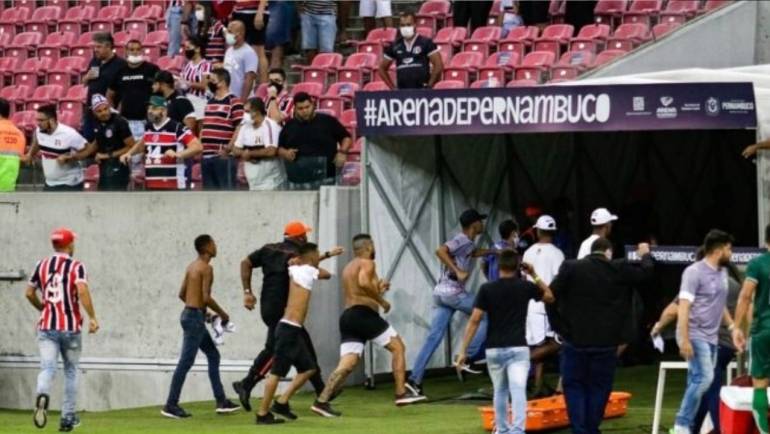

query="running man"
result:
[161,235,239,419]
[26,228,98,432]
[311,234,426,418]
[732,223,770,434]
[256,243,331,425]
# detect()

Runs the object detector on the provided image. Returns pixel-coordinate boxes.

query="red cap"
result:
[50,227,77,248]
[284,220,312,238]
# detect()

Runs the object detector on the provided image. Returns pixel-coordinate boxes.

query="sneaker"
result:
[668,426,689,434]
[33,393,49,429]
[161,405,191,419]
[271,401,297,420]
[405,380,423,396]
[256,412,285,425]
[215,400,241,414]
[58,415,79,433]
[310,400,341,418]
[395,389,428,406]
[232,381,252,412]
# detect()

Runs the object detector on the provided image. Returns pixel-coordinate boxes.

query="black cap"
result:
[154,70,175,86]
[459,209,487,227]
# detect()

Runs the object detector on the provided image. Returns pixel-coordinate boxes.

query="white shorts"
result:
[525,300,553,346]
[359,0,392,18]
[187,94,207,120]
[339,326,398,357]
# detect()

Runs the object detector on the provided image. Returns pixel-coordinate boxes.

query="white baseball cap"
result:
[534,215,557,231]
[591,208,618,226]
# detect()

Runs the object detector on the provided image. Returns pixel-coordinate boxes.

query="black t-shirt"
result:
[87,55,128,101]
[383,35,439,89]
[247,239,303,308]
[279,112,350,178]
[108,62,160,120]
[474,278,541,348]
[93,113,133,154]
[166,91,195,125]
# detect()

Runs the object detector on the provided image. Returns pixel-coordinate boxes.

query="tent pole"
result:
[435,136,453,368]
[361,136,375,388]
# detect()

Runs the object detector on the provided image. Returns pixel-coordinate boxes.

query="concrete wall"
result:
[586,1,758,78]
[756,1,770,64]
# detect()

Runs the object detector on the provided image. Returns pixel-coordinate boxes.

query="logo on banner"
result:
[721,99,755,112]
[656,96,677,119]
[633,97,645,112]
[705,97,720,116]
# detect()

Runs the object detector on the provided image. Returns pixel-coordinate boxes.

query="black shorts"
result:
[271,322,316,377]
[232,12,269,46]
[339,305,397,356]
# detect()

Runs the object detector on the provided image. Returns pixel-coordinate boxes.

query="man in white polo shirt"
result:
[577,208,618,259]
[523,214,565,397]
[232,97,285,190]
[21,105,90,191]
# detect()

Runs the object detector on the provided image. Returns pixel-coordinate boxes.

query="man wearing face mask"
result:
[152,71,197,132]
[232,98,285,190]
[548,238,653,434]
[264,68,292,124]
[379,11,443,90]
[223,20,259,101]
[200,68,244,190]
[107,40,160,141]
[82,33,127,142]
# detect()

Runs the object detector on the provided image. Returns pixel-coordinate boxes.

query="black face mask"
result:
[269,81,283,95]
[208,81,219,93]
[184,49,196,60]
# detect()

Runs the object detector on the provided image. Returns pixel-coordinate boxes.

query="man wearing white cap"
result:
[577,208,618,259]
[522,215,565,397]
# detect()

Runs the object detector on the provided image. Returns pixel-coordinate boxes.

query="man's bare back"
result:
[180,259,213,309]
[342,258,389,313]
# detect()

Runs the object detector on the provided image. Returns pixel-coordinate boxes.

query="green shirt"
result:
[745,251,770,334]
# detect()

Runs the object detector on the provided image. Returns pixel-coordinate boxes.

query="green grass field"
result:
[0,365,688,434]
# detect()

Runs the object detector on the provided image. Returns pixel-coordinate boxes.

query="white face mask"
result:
[127,54,144,64]
[195,10,205,22]
[400,25,415,39]
[225,32,237,46]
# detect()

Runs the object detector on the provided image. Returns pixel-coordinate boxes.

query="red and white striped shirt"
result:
[233,0,267,13]
[182,59,212,99]
[28,253,88,333]
[201,94,244,158]
[143,118,196,189]
[264,91,293,123]
[206,20,227,63]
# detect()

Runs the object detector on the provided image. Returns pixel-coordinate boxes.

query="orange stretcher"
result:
[478,391,632,432]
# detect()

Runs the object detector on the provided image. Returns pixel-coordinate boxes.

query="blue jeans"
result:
[37,331,82,418]
[486,347,530,434]
[166,5,196,57]
[201,157,237,190]
[675,339,717,429]
[165,308,226,407]
[693,345,735,433]
[561,343,618,434]
[266,0,292,48]
[300,13,336,52]
[409,291,488,384]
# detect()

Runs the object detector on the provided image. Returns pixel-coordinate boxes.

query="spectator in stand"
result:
[153,71,197,131]
[453,0,494,33]
[196,2,227,65]
[265,68,292,124]
[565,0,598,33]
[518,0,550,30]
[107,39,160,141]
[224,20,260,101]
[233,98,285,190]
[81,95,135,191]
[0,98,25,192]
[499,0,524,37]
[200,68,245,190]
[167,0,195,57]
[299,0,338,63]
[22,105,90,192]
[278,92,351,190]
[231,0,269,83]
[120,96,202,190]
[265,0,292,69]
[337,0,353,43]
[180,36,213,130]
[83,33,127,142]
[360,0,393,35]
[379,12,443,90]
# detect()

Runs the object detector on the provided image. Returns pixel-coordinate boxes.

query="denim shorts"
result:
[300,13,336,52]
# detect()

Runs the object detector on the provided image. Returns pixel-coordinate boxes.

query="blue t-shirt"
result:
[485,240,513,282]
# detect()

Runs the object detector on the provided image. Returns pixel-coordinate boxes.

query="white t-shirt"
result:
[289,264,319,291]
[234,117,286,190]
[577,234,600,259]
[224,43,259,98]
[523,242,564,345]
[36,124,88,187]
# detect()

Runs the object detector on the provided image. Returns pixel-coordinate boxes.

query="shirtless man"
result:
[311,234,427,418]
[256,242,332,425]
[161,235,239,419]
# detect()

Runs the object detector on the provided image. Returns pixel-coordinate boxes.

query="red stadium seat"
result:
[0,32,11,57]
[14,0,36,10]
[290,82,324,99]
[497,26,539,58]
[43,0,69,9]
[37,31,77,63]
[606,23,651,51]
[462,26,503,57]
[340,162,361,186]
[123,4,163,36]
[652,22,682,38]
[83,164,99,191]
[533,24,574,58]
[14,57,56,88]
[58,5,97,36]
[11,110,38,134]
[702,0,732,13]
[90,5,128,33]
[477,51,520,83]
[109,0,135,12]
[416,0,450,32]
[443,51,484,86]
[0,56,20,84]
[569,24,611,54]
[362,81,390,92]
[513,51,556,82]
[416,26,434,38]
[659,0,699,24]
[336,52,378,86]
[318,82,360,118]
[371,63,396,84]
[25,6,64,36]
[506,78,539,87]
[350,27,397,58]
[157,56,185,74]
[26,85,66,111]
[593,0,628,26]
[59,84,87,122]
[113,30,143,58]
[435,26,469,57]
[69,31,97,62]
[622,0,663,26]
[47,56,89,88]
[594,49,628,66]
[143,30,169,60]
[433,80,465,89]
[549,0,567,23]
[470,79,503,88]
[59,110,82,130]
[487,0,503,25]
[293,52,343,87]
[0,7,32,36]
[0,85,32,112]
[550,50,595,80]
[6,32,44,60]
[340,109,357,138]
